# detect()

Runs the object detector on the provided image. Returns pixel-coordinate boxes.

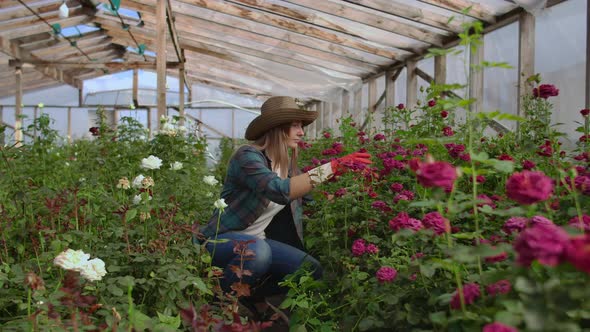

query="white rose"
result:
[214,198,228,210]
[132,174,145,188]
[141,155,162,170]
[81,258,107,282]
[54,249,90,272]
[203,175,219,186]
[170,161,183,171]
[133,195,142,205]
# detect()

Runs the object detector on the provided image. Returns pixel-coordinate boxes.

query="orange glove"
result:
[330,152,372,175]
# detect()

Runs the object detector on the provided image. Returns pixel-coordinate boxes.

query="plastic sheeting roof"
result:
[0,0,563,101]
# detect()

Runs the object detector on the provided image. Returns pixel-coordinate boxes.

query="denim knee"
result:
[242,239,272,277]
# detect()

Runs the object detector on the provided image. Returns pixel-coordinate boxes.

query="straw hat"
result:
[245,96,318,140]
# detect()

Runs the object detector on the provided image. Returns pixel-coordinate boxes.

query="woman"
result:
[195,96,371,316]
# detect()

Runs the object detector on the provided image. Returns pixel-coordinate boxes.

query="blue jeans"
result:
[205,232,323,298]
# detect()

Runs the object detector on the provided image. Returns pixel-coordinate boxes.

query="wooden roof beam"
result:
[170,0,401,59]
[141,12,381,71]
[416,0,496,24]
[186,74,272,97]
[342,0,465,33]
[273,0,449,46]
[0,0,81,21]
[20,29,105,53]
[101,20,369,77]
[120,0,391,65]
[1,9,95,40]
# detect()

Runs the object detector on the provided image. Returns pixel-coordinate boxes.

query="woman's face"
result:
[286,121,304,149]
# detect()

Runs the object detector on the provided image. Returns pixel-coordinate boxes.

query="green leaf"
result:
[470,151,489,162]
[490,159,514,173]
[191,277,212,295]
[126,209,137,221]
[131,310,154,331]
[108,284,124,297]
[157,312,181,328]
[515,277,537,294]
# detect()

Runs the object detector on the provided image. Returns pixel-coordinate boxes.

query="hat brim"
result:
[245,108,318,141]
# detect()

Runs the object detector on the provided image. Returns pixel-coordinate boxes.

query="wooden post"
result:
[323,102,331,133]
[78,81,84,106]
[353,87,362,126]
[132,68,139,107]
[385,71,395,109]
[15,66,23,146]
[517,12,535,120]
[33,106,38,138]
[406,61,418,109]
[341,90,350,118]
[156,0,167,122]
[231,108,235,139]
[67,107,72,144]
[587,0,590,109]
[308,103,316,139]
[434,55,447,85]
[179,63,185,125]
[367,78,377,132]
[188,84,193,104]
[146,107,152,138]
[0,106,3,145]
[469,41,484,112]
[113,109,119,130]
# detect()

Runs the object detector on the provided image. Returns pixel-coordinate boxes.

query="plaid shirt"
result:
[198,145,302,240]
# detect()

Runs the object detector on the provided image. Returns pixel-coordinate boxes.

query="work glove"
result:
[307,152,372,187]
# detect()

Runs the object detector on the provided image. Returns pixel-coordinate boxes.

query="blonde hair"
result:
[252,123,299,179]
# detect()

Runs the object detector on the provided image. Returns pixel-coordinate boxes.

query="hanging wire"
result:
[16,0,93,61]
[107,0,147,61]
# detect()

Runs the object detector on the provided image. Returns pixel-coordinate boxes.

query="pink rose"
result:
[416,161,458,190]
[421,211,448,235]
[366,244,379,254]
[568,215,590,231]
[450,283,480,310]
[514,223,569,267]
[483,322,518,332]
[486,279,512,296]
[351,239,366,257]
[566,234,590,274]
[376,266,397,283]
[505,171,554,205]
[502,217,527,235]
[389,212,423,232]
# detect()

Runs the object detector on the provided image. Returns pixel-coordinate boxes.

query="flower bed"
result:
[289,85,590,331]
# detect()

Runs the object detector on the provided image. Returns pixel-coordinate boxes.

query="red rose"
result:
[533,84,559,99]
[440,110,448,118]
[581,109,590,117]
[442,126,454,137]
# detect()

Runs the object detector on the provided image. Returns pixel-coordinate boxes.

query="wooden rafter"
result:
[141,12,382,71]
[119,0,393,65]
[343,0,465,33]
[169,0,401,59]
[417,0,497,23]
[281,0,449,46]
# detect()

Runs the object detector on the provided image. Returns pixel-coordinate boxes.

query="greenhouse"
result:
[0,0,589,331]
